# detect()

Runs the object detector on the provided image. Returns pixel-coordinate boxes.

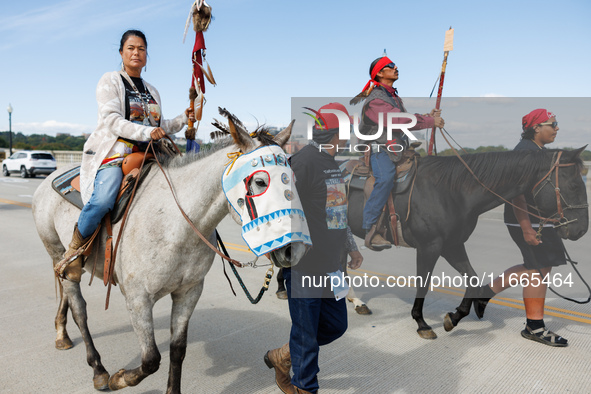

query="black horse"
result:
[347,147,589,339]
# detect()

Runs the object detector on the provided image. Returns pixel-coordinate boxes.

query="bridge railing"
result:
[52,151,83,167]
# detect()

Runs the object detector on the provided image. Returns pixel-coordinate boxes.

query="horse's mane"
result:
[160,126,280,169]
[420,149,555,192]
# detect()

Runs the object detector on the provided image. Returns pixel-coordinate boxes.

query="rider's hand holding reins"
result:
[429,109,445,129]
[433,116,445,129]
[150,127,166,140]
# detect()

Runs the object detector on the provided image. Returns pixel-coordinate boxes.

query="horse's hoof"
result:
[443,313,456,332]
[108,369,128,391]
[473,298,490,319]
[276,290,288,300]
[417,328,437,339]
[55,337,73,350]
[354,304,372,315]
[93,371,110,391]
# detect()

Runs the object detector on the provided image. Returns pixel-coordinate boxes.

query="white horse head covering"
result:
[222,145,312,256]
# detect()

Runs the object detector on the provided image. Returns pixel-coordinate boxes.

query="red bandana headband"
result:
[361,56,394,93]
[522,108,555,130]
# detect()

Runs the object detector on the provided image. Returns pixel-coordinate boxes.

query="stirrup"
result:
[54,249,84,279]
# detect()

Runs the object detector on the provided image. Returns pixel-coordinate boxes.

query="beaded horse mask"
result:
[222,144,312,257]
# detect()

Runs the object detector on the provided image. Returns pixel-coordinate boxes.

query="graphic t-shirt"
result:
[100,76,161,169]
[290,144,348,275]
[122,76,161,126]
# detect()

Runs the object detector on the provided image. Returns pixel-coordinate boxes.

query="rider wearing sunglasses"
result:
[352,55,445,251]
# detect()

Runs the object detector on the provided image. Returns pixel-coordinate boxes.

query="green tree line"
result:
[0,131,85,151]
[1,131,589,160]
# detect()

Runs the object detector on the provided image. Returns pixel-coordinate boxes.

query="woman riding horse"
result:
[56,30,194,282]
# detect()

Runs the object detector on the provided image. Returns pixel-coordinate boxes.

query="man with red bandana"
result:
[354,55,445,250]
[474,108,568,347]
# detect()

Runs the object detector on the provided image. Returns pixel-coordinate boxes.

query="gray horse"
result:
[32,114,307,393]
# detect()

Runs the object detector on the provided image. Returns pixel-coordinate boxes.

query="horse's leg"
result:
[61,280,110,390]
[166,284,204,394]
[108,294,161,391]
[276,267,287,299]
[55,280,73,350]
[412,246,441,339]
[441,244,479,332]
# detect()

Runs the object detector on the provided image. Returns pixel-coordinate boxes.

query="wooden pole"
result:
[428,27,453,156]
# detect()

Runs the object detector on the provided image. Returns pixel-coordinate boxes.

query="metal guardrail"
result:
[52,151,83,168]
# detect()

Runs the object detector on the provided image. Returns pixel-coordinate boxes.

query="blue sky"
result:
[1,0,590,148]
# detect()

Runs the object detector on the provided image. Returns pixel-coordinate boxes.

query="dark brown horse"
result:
[347,148,589,339]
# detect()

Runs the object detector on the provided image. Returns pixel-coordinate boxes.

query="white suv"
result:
[2,150,57,178]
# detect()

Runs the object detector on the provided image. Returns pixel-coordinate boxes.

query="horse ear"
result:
[228,118,255,152]
[574,145,588,159]
[564,145,588,162]
[273,120,295,148]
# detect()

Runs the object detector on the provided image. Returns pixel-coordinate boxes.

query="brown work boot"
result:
[364,225,392,251]
[55,224,89,283]
[264,343,294,394]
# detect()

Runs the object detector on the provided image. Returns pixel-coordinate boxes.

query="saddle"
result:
[52,152,154,223]
[52,152,154,286]
[343,142,421,247]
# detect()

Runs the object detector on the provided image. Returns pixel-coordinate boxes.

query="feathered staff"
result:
[183,0,216,151]
[428,27,454,156]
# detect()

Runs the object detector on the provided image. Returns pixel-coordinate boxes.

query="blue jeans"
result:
[284,268,347,393]
[362,151,397,230]
[77,166,123,238]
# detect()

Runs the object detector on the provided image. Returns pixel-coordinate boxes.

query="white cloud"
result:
[0,0,176,50]
[14,120,94,136]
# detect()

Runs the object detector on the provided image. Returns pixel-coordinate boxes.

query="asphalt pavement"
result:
[1,175,590,393]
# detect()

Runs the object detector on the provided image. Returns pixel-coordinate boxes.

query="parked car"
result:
[2,150,57,178]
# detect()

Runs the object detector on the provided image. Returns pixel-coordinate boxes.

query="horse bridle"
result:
[531,151,589,228]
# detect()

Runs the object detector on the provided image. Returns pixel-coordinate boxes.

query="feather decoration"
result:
[211,118,230,135]
[349,84,374,105]
[198,61,217,86]
[218,107,246,130]
[194,78,204,121]
[183,2,197,43]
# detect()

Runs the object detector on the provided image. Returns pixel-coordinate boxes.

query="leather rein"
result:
[437,128,587,227]
[437,128,590,304]
[101,138,245,308]
[531,150,588,228]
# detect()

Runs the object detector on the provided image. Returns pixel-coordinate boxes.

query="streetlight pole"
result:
[7,103,13,156]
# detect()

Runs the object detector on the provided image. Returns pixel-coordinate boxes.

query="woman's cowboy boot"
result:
[55,224,89,283]
[364,225,392,251]
[264,343,295,394]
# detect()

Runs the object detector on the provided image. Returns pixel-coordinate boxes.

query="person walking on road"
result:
[476,108,568,347]
[264,103,363,394]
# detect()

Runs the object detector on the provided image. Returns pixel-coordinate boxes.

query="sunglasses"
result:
[538,121,558,129]
[382,62,396,69]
